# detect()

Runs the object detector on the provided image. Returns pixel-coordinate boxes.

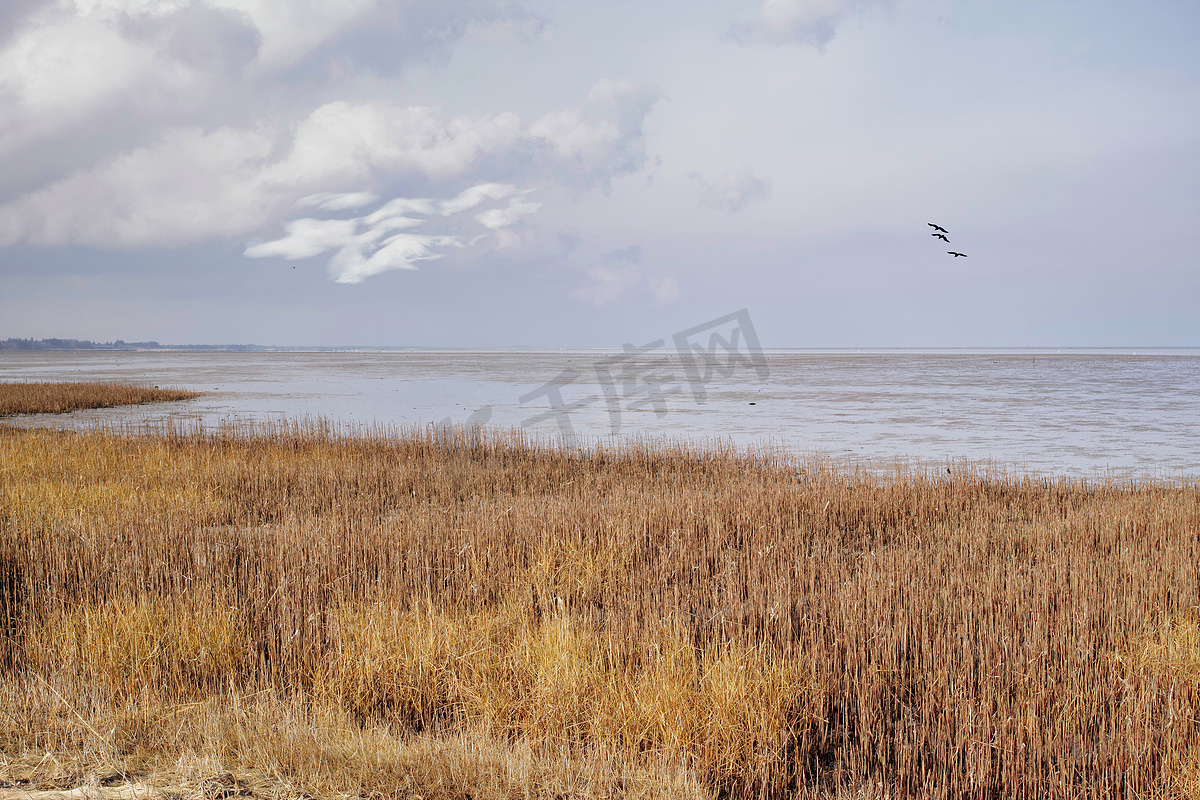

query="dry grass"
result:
[0,382,199,417]
[1,420,1198,798]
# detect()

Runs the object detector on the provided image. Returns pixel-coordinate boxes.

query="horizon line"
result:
[2,339,1199,354]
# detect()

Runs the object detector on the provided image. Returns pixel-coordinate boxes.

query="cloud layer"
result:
[0,79,657,249]
[0,1,657,274]
[0,0,532,160]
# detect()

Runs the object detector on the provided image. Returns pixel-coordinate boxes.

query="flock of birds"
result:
[928,223,966,258]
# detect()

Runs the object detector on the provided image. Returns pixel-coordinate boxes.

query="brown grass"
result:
[0,421,1198,798]
[0,381,200,416]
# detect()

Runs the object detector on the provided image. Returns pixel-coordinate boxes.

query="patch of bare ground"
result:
[1,421,1198,797]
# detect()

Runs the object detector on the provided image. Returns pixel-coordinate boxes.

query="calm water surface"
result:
[2,349,1198,480]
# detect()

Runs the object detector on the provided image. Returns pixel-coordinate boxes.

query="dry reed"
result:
[0,381,200,416]
[0,420,1197,798]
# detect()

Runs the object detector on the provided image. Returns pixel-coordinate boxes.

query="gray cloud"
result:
[120,3,263,77]
[325,0,542,77]
[0,1,655,262]
[575,244,679,306]
[295,192,381,212]
[0,0,51,46]
[649,276,680,305]
[576,245,643,306]
[0,80,656,249]
[726,0,887,47]
[690,168,772,212]
[529,79,660,191]
[0,0,538,201]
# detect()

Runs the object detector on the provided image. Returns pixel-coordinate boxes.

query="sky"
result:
[0,0,1197,348]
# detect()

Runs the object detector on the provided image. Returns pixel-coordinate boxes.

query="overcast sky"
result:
[0,0,1197,347]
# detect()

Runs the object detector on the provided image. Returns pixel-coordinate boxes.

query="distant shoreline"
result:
[2,338,1198,355]
[1,337,280,352]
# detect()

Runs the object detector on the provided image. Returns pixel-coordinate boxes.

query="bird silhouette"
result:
[932,233,949,242]
[928,223,949,234]
[947,251,967,258]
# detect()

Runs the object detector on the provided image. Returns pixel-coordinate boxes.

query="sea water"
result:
[2,349,1198,480]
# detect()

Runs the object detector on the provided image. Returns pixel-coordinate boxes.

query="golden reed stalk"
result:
[0,419,1197,798]
[0,381,199,416]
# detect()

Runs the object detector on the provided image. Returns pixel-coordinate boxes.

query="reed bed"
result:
[0,420,1197,799]
[0,381,200,416]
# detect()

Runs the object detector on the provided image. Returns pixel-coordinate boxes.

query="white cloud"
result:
[0,8,187,157]
[0,81,657,249]
[329,232,457,284]
[728,0,886,46]
[354,182,526,225]
[691,168,773,212]
[203,0,379,72]
[576,245,679,306]
[475,195,542,230]
[243,217,361,260]
[650,276,680,305]
[578,261,642,306]
[0,1,272,160]
[476,195,542,248]
[0,125,277,247]
[459,14,550,46]
[264,101,525,187]
[576,245,644,306]
[364,197,439,222]
[245,211,452,284]
[0,0,535,173]
[440,182,517,215]
[529,79,659,190]
[244,183,539,284]
[295,191,381,211]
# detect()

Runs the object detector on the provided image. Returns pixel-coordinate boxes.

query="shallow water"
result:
[2,349,1198,480]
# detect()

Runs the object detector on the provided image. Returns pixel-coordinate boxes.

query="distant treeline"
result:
[0,338,272,352]
[1,337,161,351]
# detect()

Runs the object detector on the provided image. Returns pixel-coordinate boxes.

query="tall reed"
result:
[0,420,1196,798]
[0,381,199,416]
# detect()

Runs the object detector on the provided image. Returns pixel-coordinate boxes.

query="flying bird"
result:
[932,233,949,242]
[947,251,968,258]
[928,223,949,234]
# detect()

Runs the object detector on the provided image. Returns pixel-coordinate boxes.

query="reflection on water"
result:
[2,349,1198,480]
